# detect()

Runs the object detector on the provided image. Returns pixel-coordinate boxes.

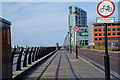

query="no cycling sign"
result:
[97,0,115,23]
[97,0,115,18]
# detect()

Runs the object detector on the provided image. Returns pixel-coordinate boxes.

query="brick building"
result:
[93,23,120,45]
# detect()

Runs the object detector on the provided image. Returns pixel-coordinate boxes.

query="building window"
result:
[69,7,72,14]
[108,33,111,36]
[112,28,116,31]
[95,38,98,40]
[85,29,87,32]
[117,28,120,31]
[99,29,102,31]
[99,33,102,36]
[75,7,77,11]
[103,33,105,36]
[94,29,97,32]
[95,34,97,36]
[117,32,120,35]
[113,33,116,35]
[99,38,102,40]
[108,28,111,31]
[107,37,120,40]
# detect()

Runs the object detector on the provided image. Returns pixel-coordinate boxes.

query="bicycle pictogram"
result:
[99,5,112,13]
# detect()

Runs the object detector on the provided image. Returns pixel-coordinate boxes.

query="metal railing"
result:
[12,47,56,72]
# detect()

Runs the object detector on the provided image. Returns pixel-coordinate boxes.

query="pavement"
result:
[25,48,115,80]
[75,48,120,78]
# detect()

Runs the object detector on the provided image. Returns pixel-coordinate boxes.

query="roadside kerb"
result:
[72,52,120,79]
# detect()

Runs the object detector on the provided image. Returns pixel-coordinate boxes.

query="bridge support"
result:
[0,18,12,80]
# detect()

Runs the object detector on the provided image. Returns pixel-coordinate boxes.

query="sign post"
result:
[97,0,115,80]
[74,26,80,58]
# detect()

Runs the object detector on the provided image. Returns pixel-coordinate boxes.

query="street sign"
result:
[96,17,115,23]
[97,0,115,17]
[97,0,115,79]
[74,26,80,32]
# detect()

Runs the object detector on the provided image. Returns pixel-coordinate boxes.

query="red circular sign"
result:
[74,26,80,32]
[97,0,115,17]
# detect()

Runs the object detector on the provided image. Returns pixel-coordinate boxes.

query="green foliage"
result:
[81,45,120,51]
[108,47,120,51]
[81,46,87,48]
[95,46,105,50]
[87,46,90,49]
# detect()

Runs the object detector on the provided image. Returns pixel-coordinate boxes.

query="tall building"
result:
[93,23,120,45]
[69,6,88,47]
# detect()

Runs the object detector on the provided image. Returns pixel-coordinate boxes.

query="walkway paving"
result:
[26,48,108,80]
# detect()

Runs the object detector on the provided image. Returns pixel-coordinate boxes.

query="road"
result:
[76,49,120,75]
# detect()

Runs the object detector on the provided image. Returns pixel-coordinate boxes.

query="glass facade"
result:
[69,6,88,47]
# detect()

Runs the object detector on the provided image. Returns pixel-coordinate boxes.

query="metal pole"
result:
[104,23,110,80]
[74,11,78,58]
[75,32,78,58]
[69,26,72,53]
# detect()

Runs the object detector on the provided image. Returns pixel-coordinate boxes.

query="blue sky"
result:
[2,2,118,47]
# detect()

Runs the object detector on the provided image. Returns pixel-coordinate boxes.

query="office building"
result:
[69,6,89,47]
[93,23,120,45]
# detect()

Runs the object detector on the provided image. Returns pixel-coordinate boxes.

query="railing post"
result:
[32,47,36,62]
[37,47,41,60]
[28,47,33,65]
[35,47,39,61]
[39,47,43,58]
[12,48,16,65]
[16,48,24,71]
[38,47,41,59]
[23,47,29,67]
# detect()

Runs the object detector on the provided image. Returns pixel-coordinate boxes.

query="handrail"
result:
[12,46,57,73]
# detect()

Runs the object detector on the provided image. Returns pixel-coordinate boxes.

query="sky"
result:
[1,1,118,47]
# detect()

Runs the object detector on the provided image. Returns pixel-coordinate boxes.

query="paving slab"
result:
[26,48,115,79]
